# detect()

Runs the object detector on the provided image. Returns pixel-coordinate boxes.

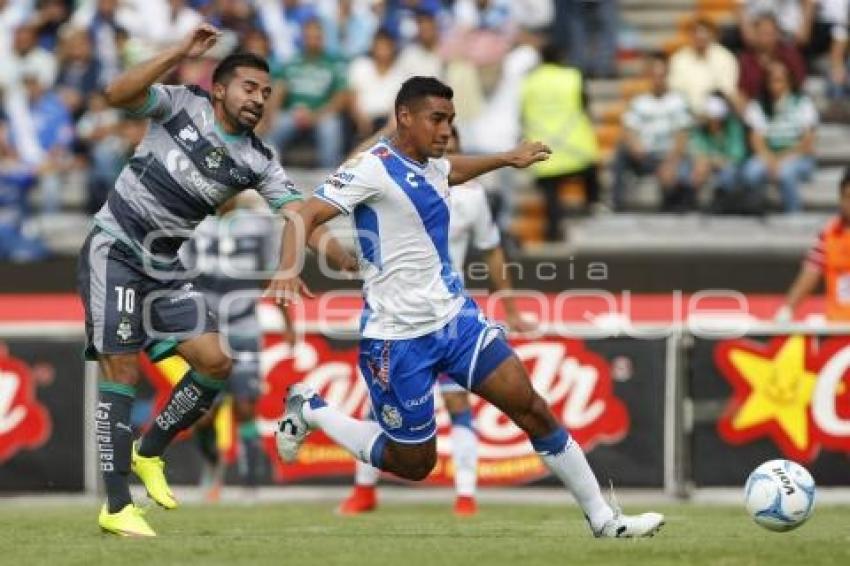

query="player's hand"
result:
[180,24,221,58]
[265,272,314,305]
[505,140,551,169]
[505,311,537,334]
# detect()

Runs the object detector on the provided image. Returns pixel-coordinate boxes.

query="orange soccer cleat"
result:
[454,495,477,517]
[337,485,378,515]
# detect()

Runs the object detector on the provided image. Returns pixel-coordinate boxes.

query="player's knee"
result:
[402,452,437,481]
[196,352,233,380]
[443,391,470,414]
[103,354,142,386]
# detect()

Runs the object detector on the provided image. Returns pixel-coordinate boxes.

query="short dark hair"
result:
[840,166,850,194]
[540,42,565,64]
[212,52,270,85]
[395,76,453,115]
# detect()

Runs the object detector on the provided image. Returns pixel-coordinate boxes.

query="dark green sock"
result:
[138,371,224,457]
[96,383,135,513]
[195,424,219,466]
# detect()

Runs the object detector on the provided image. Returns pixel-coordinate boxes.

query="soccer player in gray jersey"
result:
[77,25,354,536]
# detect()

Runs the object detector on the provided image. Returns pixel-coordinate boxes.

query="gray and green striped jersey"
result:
[93,83,301,266]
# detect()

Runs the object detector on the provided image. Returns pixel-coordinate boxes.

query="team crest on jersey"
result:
[178,125,199,144]
[116,317,133,342]
[204,147,225,169]
[371,147,390,159]
[381,404,402,430]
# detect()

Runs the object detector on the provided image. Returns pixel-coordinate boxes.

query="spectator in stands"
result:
[0,118,48,262]
[817,0,850,99]
[0,23,58,93]
[381,0,446,44]
[669,17,739,115]
[452,0,513,33]
[723,0,807,51]
[0,0,30,62]
[320,0,378,61]
[153,0,204,49]
[738,13,806,101]
[688,93,749,211]
[742,60,817,213]
[259,0,319,63]
[398,8,443,79]
[521,43,600,240]
[776,167,850,322]
[6,67,74,214]
[55,27,104,118]
[349,28,406,137]
[561,0,619,78]
[611,53,694,212]
[71,0,126,84]
[30,0,70,52]
[211,0,258,37]
[269,18,347,168]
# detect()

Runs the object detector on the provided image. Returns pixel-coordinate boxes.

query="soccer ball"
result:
[744,459,816,532]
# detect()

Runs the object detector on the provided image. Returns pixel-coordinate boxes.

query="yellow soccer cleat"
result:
[131,442,178,510]
[98,504,156,537]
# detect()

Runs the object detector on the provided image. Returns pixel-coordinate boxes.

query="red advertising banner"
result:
[250,333,631,486]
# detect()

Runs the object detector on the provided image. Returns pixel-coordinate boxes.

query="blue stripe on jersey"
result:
[360,299,373,333]
[129,155,216,221]
[376,152,462,297]
[353,204,382,269]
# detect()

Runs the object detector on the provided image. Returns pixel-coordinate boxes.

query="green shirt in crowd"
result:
[280,53,348,111]
[689,118,748,165]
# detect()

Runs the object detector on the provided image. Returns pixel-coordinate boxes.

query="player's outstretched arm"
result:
[267,198,343,305]
[103,24,221,111]
[447,140,551,186]
[776,264,821,322]
[483,246,537,333]
[281,201,358,274]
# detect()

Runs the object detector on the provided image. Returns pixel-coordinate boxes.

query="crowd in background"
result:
[1,0,849,257]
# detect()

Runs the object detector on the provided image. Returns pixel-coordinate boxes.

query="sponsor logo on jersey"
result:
[178,125,199,144]
[204,147,225,169]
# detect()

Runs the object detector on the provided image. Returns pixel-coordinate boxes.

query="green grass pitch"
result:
[2,503,848,565]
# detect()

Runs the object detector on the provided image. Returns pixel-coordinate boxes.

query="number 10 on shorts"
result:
[115,286,136,314]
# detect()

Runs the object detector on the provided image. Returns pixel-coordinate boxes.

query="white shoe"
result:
[275,383,315,463]
[594,510,665,538]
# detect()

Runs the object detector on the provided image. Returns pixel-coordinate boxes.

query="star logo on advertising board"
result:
[716,335,850,461]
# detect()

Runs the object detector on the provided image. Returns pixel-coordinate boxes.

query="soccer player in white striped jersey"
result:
[337,126,536,516]
[272,77,664,538]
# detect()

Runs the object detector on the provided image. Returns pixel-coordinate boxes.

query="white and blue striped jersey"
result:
[315,139,465,340]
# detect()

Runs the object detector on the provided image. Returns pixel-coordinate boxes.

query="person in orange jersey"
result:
[777,167,850,322]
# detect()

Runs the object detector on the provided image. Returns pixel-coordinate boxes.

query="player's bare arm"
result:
[103,24,222,111]
[482,246,537,333]
[447,140,552,186]
[268,198,343,304]
[281,200,357,274]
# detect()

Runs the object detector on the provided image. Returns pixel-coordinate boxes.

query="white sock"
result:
[539,437,614,531]
[303,403,384,466]
[451,424,478,497]
[355,459,381,486]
